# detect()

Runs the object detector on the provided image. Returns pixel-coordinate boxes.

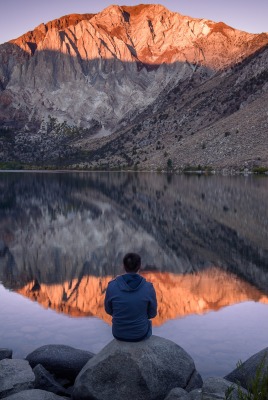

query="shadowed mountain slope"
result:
[90,44,268,171]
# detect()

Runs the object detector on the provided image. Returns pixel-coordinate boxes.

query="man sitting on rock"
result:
[104,252,157,342]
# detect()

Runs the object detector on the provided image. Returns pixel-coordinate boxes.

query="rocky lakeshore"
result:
[0,336,268,400]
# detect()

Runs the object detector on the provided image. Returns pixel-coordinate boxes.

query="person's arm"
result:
[104,284,113,316]
[147,283,157,319]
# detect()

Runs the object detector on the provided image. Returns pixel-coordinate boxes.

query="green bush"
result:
[167,158,173,169]
[0,161,24,170]
[252,167,268,174]
[225,358,268,400]
[0,127,14,142]
[183,165,213,173]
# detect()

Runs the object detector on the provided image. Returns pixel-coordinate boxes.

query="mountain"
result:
[0,4,267,170]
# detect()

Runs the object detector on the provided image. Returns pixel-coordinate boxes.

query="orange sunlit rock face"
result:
[9,5,268,67]
[16,268,268,326]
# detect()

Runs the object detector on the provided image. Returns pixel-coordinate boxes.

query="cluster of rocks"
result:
[0,336,267,400]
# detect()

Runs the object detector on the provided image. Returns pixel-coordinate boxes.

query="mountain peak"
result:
[95,3,173,24]
[101,3,169,14]
[121,3,170,15]
[10,13,95,48]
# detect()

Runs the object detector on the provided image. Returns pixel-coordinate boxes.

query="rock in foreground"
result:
[0,348,12,361]
[26,344,94,381]
[2,389,69,399]
[0,359,35,399]
[72,335,202,400]
[224,347,268,390]
[33,364,70,396]
[202,377,248,400]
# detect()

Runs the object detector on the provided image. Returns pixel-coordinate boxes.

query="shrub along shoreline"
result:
[0,162,268,175]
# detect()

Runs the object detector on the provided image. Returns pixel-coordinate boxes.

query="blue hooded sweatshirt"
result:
[104,273,157,342]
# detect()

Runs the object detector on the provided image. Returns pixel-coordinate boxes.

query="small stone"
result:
[0,359,35,399]
[33,364,70,396]
[202,377,248,400]
[0,348,12,360]
[1,389,70,399]
[164,387,189,399]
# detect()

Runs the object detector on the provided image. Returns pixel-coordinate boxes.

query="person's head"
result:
[123,253,141,273]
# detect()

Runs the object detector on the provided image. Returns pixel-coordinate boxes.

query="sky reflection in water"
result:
[0,171,268,378]
[1,284,268,378]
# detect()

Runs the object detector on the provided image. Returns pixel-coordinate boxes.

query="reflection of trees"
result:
[0,172,268,294]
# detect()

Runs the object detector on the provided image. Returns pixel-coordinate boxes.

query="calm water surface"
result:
[0,171,268,378]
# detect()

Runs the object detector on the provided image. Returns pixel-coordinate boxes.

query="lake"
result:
[0,171,268,378]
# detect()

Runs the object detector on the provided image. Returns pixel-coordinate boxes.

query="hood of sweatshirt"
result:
[116,274,146,291]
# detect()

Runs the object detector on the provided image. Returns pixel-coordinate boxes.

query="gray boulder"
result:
[188,389,202,400]
[72,335,202,400]
[185,370,203,392]
[164,387,202,400]
[1,389,69,399]
[164,387,189,399]
[165,388,202,400]
[0,348,12,360]
[224,347,268,390]
[33,364,70,396]
[202,377,248,400]
[26,344,94,381]
[0,359,35,399]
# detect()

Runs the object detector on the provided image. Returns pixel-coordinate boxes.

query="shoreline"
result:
[1,340,267,400]
[0,167,268,176]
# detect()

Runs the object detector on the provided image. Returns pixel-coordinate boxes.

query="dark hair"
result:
[123,253,141,273]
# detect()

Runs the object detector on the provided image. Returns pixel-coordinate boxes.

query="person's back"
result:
[104,253,157,342]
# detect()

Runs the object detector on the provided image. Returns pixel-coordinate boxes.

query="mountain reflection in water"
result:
[1,171,268,377]
[15,268,268,325]
[1,171,268,291]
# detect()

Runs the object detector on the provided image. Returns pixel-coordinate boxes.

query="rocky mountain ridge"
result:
[0,4,267,169]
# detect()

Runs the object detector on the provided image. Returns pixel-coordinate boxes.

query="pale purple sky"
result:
[1,0,267,44]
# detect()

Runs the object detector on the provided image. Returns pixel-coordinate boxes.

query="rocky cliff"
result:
[0,4,267,169]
